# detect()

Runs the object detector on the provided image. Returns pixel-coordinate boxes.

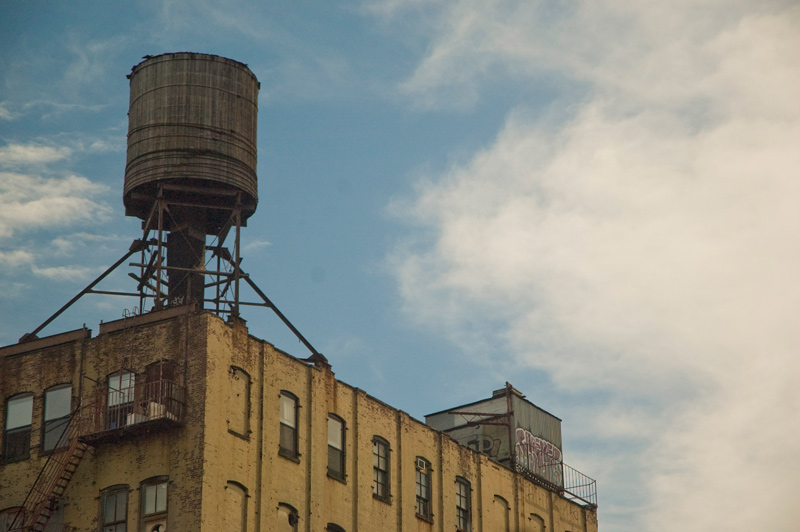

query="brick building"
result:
[1,305,598,532]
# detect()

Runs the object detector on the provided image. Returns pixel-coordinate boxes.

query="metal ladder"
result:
[10,407,89,532]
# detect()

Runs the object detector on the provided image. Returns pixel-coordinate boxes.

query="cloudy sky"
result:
[2,1,799,529]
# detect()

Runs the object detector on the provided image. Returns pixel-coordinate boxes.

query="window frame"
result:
[415,457,432,521]
[100,484,129,532]
[327,414,345,482]
[107,370,136,430]
[225,481,248,532]
[278,391,299,461]
[0,506,25,532]
[277,502,298,531]
[3,392,34,463]
[227,366,251,439]
[456,476,472,532]
[372,436,390,502]
[140,476,168,532]
[42,384,72,453]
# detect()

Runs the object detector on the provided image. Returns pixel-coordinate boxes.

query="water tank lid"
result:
[127,52,260,87]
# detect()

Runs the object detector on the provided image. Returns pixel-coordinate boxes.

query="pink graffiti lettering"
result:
[514,428,562,476]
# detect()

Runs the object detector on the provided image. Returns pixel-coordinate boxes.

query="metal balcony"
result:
[80,377,185,445]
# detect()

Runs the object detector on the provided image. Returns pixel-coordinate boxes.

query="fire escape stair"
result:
[11,407,90,532]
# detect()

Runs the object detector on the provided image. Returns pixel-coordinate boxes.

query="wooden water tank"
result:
[123,53,260,228]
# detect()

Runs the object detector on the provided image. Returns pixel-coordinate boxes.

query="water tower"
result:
[123,52,259,311]
[23,52,320,357]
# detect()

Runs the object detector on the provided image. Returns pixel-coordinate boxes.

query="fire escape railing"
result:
[84,377,185,436]
[9,406,89,532]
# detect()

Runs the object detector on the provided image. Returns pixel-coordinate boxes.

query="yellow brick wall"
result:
[1,309,597,532]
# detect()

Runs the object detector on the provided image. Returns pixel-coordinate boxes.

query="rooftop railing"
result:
[516,460,597,507]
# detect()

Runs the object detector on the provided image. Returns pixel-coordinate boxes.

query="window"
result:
[326,524,345,532]
[493,495,510,532]
[228,367,250,438]
[144,360,179,420]
[372,437,390,501]
[528,513,545,532]
[277,503,298,531]
[101,486,128,532]
[107,371,135,429]
[456,477,472,531]
[3,393,33,462]
[141,478,168,532]
[415,457,431,520]
[225,482,247,532]
[327,415,345,481]
[279,392,298,460]
[0,507,24,532]
[43,384,72,452]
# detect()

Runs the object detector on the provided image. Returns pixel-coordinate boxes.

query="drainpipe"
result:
[305,365,313,532]
[437,432,444,532]
[476,453,483,532]
[352,391,359,530]
[507,383,520,532]
[254,341,265,532]
[396,411,403,532]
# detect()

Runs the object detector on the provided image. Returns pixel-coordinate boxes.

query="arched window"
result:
[279,392,298,460]
[225,481,247,532]
[277,503,298,531]
[228,367,250,437]
[43,384,71,452]
[415,457,432,520]
[326,524,345,532]
[0,507,25,532]
[372,436,390,501]
[3,393,33,462]
[327,414,345,481]
[493,495,510,532]
[456,477,472,531]
[528,513,546,532]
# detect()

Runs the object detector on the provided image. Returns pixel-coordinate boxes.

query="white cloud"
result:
[243,239,272,253]
[31,264,95,281]
[0,102,13,121]
[0,249,34,268]
[0,172,110,238]
[0,144,72,167]
[385,1,800,530]
[50,232,126,257]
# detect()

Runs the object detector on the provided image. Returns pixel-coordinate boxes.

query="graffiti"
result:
[465,435,502,458]
[514,428,563,486]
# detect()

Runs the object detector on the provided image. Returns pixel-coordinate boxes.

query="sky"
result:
[1,1,799,530]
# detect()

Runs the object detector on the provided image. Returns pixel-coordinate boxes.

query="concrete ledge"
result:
[98,303,197,335]
[1,328,91,358]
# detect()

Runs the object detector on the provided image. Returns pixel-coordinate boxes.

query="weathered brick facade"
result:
[0,307,597,532]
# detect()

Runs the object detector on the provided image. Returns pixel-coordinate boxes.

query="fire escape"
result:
[7,362,185,532]
[8,407,88,532]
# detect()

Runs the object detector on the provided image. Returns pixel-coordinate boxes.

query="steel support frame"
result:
[23,183,320,356]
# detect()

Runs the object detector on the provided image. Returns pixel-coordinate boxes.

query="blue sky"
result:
[2,1,799,530]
